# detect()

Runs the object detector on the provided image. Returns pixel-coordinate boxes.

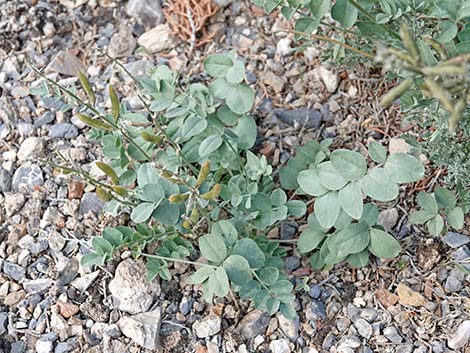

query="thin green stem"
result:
[140,252,217,268]
[252,270,276,297]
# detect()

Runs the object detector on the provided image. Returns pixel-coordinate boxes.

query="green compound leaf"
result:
[330,149,367,181]
[199,135,223,157]
[226,84,255,114]
[346,249,369,268]
[333,223,370,257]
[427,214,445,236]
[434,186,456,209]
[140,183,165,204]
[409,210,435,224]
[259,267,279,286]
[369,228,401,259]
[297,168,328,196]
[226,60,246,84]
[286,200,307,217]
[188,267,215,284]
[232,238,266,268]
[209,267,230,297]
[417,192,438,214]
[297,228,325,254]
[204,54,233,77]
[384,153,424,184]
[131,202,156,223]
[368,140,387,163]
[338,181,363,220]
[315,190,341,229]
[317,161,348,190]
[447,207,464,229]
[360,167,399,202]
[223,255,253,285]
[199,233,227,264]
[359,203,379,226]
[331,0,358,27]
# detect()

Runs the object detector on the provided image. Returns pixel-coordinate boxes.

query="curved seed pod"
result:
[79,71,96,105]
[182,219,192,229]
[54,167,72,175]
[77,113,113,131]
[195,161,211,187]
[160,171,183,184]
[449,98,465,132]
[96,162,119,184]
[422,36,447,60]
[96,187,112,201]
[109,86,120,121]
[387,48,415,65]
[112,185,128,196]
[169,193,189,203]
[141,131,163,144]
[380,77,414,107]
[201,183,221,200]
[400,23,419,61]
[189,207,199,224]
[424,78,454,112]
[422,65,465,76]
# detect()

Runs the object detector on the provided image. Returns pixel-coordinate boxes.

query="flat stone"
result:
[237,310,270,340]
[383,326,403,343]
[277,313,299,342]
[318,65,339,93]
[445,275,462,293]
[47,51,85,77]
[263,71,285,93]
[138,24,174,53]
[442,232,470,248]
[12,163,44,192]
[354,318,373,339]
[193,315,221,338]
[118,308,162,351]
[0,312,7,335]
[10,341,26,353]
[23,278,53,294]
[126,0,164,28]
[3,261,25,282]
[269,339,290,353]
[109,259,160,314]
[0,168,12,192]
[49,123,78,139]
[18,137,44,161]
[71,270,100,292]
[305,300,326,321]
[378,208,399,231]
[11,86,30,98]
[448,320,470,350]
[274,108,323,129]
[78,192,103,216]
[108,27,136,58]
[4,192,26,216]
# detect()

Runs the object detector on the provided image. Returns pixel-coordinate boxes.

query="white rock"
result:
[127,0,163,28]
[4,192,25,216]
[448,320,470,349]
[276,313,299,342]
[118,308,162,350]
[304,47,318,61]
[138,24,174,53]
[17,137,44,161]
[389,137,410,154]
[36,339,53,353]
[378,208,399,231]
[108,259,160,314]
[276,38,292,56]
[193,315,221,338]
[269,339,290,353]
[318,65,339,93]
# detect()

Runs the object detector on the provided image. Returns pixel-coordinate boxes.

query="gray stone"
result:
[274,109,323,128]
[338,335,361,348]
[12,163,44,192]
[126,0,164,28]
[354,318,373,339]
[309,284,321,299]
[383,326,403,343]
[378,208,399,231]
[34,112,55,128]
[445,275,463,293]
[57,257,79,286]
[263,71,285,93]
[451,246,470,261]
[179,297,191,315]
[36,339,53,353]
[431,340,445,353]
[277,313,299,342]
[78,192,103,216]
[118,308,162,350]
[237,310,270,339]
[23,279,53,294]
[138,24,174,53]
[17,137,44,161]
[280,221,297,240]
[47,51,85,77]
[108,27,136,58]
[3,261,25,282]
[395,344,413,353]
[360,308,378,322]
[322,332,336,350]
[213,0,232,6]
[284,256,300,272]
[442,232,470,248]
[4,192,26,216]
[49,123,78,139]
[346,303,361,323]
[0,168,12,192]
[305,300,326,321]
[11,342,26,353]
[448,320,470,349]
[54,342,69,353]
[269,339,290,353]
[193,315,221,338]
[70,270,100,292]
[0,312,7,335]
[109,259,160,314]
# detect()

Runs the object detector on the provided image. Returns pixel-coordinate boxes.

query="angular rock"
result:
[12,163,44,192]
[318,65,339,93]
[383,326,403,343]
[47,51,85,77]
[118,308,162,351]
[237,310,270,340]
[17,137,44,161]
[126,0,164,28]
[0,168,12,192]
[445,275,463,293]
[71,270,100,292]
[277,313,299,342]
[3,261,25,282]
[4,192,26,216]
[36,339,53,353]
[109,259,160,314]
[23,279,53,294]
[389,138,410,154]
[378,208,399,231]
[396,283,426,307]
[263,71,285,93]
[448,320,470,350]
[0,312,7,336]
[269,339,290,353]
[273,108,323,129]
[193,315,221,338]
[442,232,470,248]
[78,192,103,216]
[354,318,372,339]
[138,24,174,53]
[305,300,326,321]
[108,27,136,58]
[49,123,79,139]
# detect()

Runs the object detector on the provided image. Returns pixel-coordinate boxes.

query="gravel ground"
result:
[0,1,469,353]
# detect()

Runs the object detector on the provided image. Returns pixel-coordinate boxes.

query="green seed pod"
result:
[195,161,210,187]
[169,193,189,203]
[449,98,465,132]
[422,65,465,76]
[109,85,120,121]
[422,36,447,60]
[96,187,112,201]
[424,78,454,112]
[112,185,128,196]
[190,207,199,224]
[77,113,113,131]
[140,131,163,144]
[400,23,419,61]
[182,219,192,229]
[387,48,415,65]
[96,161,119,184]
[55,167,72,175]
[79,71,96,105]
[201,183,221,200]
[380,77,414,107]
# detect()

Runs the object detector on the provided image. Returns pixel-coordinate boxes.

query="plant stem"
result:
[140,252,217,268]
[252,270,276,297]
